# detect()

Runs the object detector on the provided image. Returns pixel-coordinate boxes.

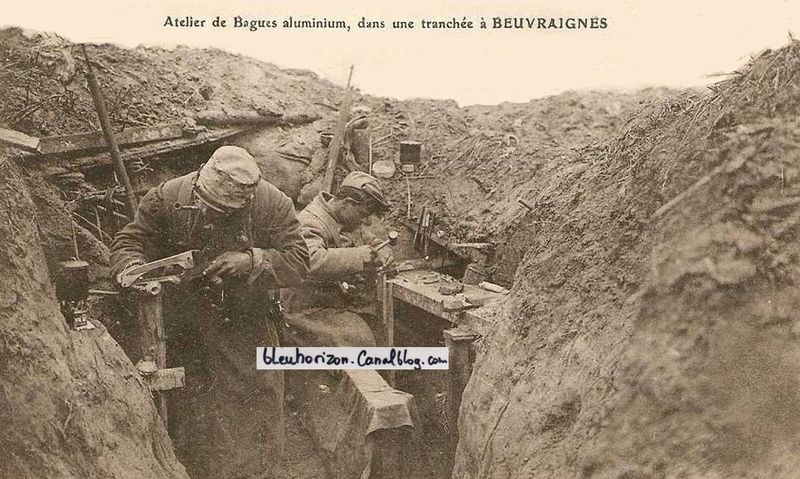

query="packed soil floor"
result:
[3,26,800,479]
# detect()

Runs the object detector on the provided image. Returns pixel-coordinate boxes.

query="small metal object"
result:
[88,289,120,296]
[478,281,508,294]
[174,202,200,211]
[373,230,399,251]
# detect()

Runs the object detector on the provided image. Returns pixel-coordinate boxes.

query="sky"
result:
[4,0,800,105]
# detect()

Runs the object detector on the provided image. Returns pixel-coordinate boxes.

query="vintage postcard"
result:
[1,1,799,478]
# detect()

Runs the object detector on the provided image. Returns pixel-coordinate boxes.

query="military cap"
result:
[196,146,261,212]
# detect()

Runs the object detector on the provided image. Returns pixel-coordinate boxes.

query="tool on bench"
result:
[118,250,200,424]
[377,261,417,277]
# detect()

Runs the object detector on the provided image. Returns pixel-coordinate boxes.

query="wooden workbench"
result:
[381,269,506,454]
[382,269,502,345]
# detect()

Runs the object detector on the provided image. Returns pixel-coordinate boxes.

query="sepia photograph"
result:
[2,1,800,478]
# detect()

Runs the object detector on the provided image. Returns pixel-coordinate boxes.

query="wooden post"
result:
[321,66,354,193]
[367,429,410,479]
[381,278,395,386]
[443,328,477,454]
[82,45,138,217]
[135,281,168,423]
[381,280,394,347]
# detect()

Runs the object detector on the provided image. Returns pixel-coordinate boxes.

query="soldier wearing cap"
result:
[281,172,417,477]
[281,171,393,319]
[110,145,310,478]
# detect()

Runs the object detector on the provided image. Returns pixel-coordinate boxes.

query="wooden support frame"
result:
[382,269,498,458]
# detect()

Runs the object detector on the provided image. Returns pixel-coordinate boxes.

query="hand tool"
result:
[118,250,198,288]
[372,230,399,251]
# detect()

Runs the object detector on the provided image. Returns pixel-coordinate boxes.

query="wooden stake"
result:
[82,45,138,218]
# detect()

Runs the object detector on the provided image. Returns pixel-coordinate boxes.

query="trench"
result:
[47,137,499,479]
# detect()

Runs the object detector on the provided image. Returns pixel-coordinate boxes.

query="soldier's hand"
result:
[115,259,145,287]
[203,251,252,279]
[357,245,394,268]
[374,245,394,268]
[356,245,375,266]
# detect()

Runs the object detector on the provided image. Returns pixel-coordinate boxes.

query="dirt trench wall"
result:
[0,157,187,479]
[452,147,651,478]
[579,118,800,478]
[454,42,800,478]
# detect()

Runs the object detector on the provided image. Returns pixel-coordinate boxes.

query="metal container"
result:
[399,141,422,165]
[56,260,90,302]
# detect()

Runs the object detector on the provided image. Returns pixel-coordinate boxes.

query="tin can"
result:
[399,141,422,165]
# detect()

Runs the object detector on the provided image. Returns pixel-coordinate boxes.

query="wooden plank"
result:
[195,109,282,126]
[195,110,321,127]
[148,367,185,391]
[36,123,183,155]
[27,126,252,177]
[0,127,40,152]
[392,281,463,323]
[443,328,478,455]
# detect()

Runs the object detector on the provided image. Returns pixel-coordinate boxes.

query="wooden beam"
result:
[0,127,40,152]
[36,123,183,155]
[195,109,282,126]
[194,109,321,127]
[25,127,253,177]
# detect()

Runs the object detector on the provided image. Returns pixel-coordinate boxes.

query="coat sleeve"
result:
[109,186,170,279]
[249,188,310,289]
[302,222,371,279]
